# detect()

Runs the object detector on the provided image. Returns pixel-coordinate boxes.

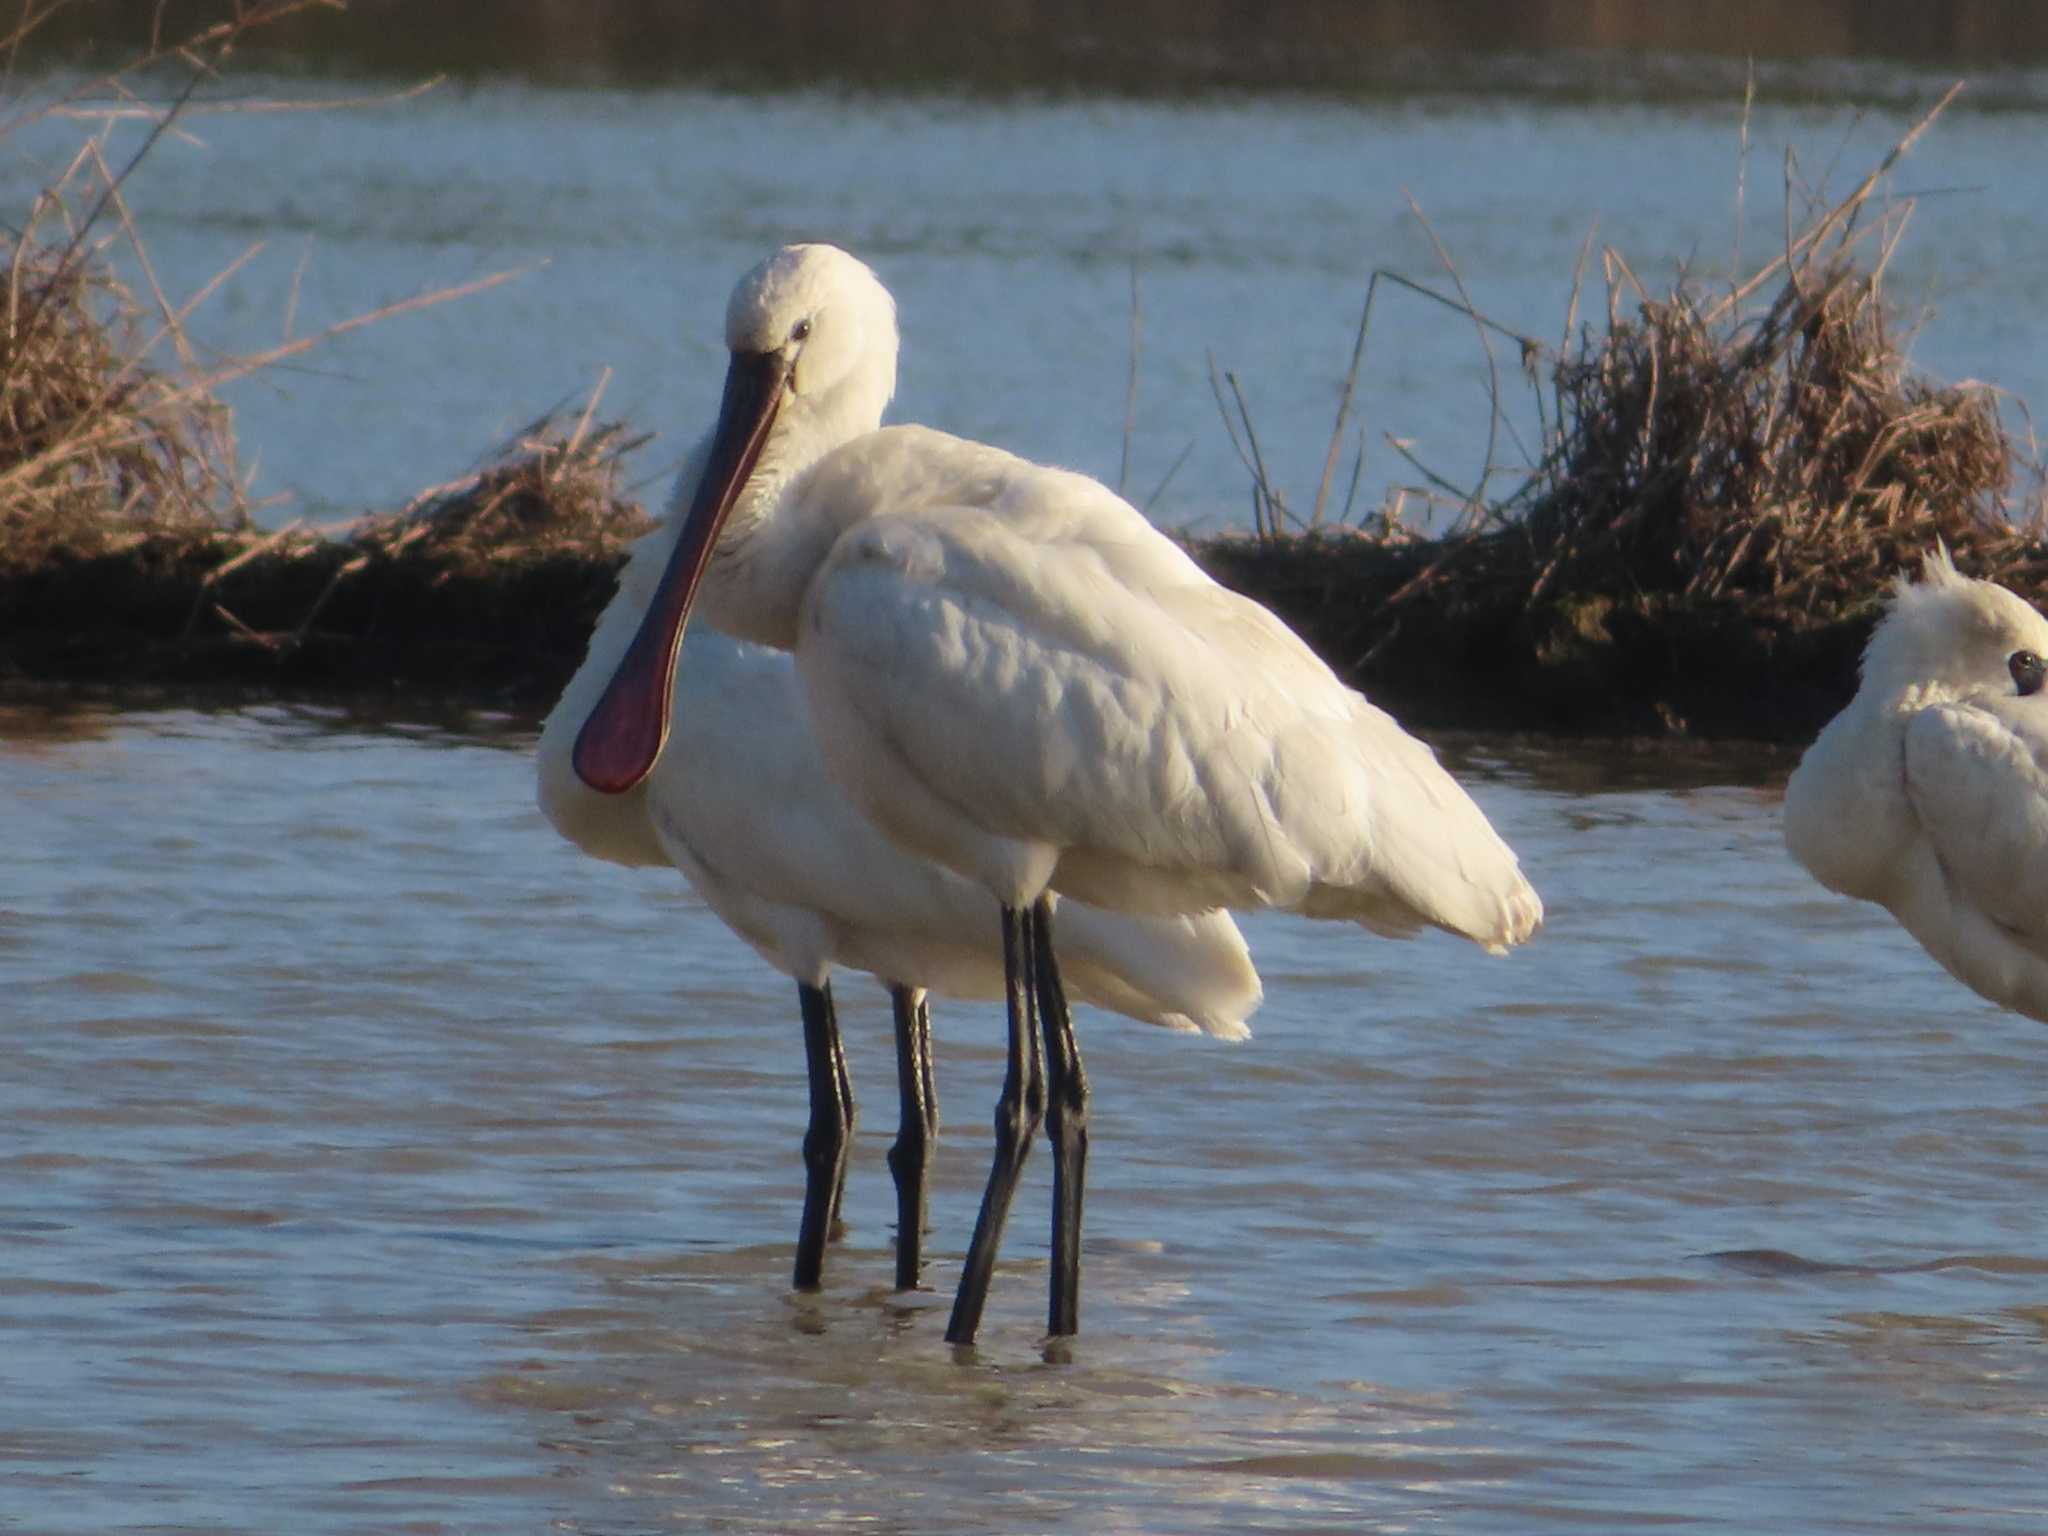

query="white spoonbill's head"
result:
[725,242,898,429]
[1863,546,2048,702]
[570,244,899,796]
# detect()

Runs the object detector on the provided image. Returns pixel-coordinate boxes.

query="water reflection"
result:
[0,700,116,754]
[25,1,2048,97]
[481,1243,1533,1533]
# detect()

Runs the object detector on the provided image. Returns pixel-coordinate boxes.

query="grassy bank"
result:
[0,407,648,703]
[0,500,1883,741]
[1195,85,2042,739]
[2,47,2039,739]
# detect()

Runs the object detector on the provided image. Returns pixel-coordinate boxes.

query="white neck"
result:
[537,344,891,851]
[692,377,888,651]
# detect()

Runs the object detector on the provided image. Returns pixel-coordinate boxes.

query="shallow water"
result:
[6,704,2047,1533]
[9,51,2048,1534]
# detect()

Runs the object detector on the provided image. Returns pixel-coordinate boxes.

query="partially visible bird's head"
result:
[1864,545,2048,702]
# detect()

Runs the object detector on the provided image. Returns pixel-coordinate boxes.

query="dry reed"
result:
[1519,88,2030,613]
[349,392,652,572]
[1209,84,2043,626]
[191,391,651,659]
[0,0,516,575]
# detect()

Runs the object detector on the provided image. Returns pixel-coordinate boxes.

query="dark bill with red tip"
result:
[572,349,789,794]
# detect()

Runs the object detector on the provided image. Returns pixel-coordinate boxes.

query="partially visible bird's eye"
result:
[790,317,813,344]
[2011,649,2045,696]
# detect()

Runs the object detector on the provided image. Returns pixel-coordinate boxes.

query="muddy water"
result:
[6,704,2046,1532]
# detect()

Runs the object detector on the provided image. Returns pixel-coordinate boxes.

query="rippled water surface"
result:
[7,704,2047,1533]
[1,78,2041,533]
[9,49,2048,1531]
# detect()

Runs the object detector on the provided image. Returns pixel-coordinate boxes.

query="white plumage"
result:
[540,615,1261,1038]
[1785,547,2048,1021]
[536,417,1262,1298]
[627,246,1541,950]
[568,242,1541,1342]
[791,427,1541,943]
[539,455,1263,1040]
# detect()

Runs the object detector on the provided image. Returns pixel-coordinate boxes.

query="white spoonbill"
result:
[538,491,1261,1294]
[1785,547,2048,1021]
[571,242,1543,1344]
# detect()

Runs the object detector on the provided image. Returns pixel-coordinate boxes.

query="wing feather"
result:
[1903,699,2048,954]
[798,445,1537,946]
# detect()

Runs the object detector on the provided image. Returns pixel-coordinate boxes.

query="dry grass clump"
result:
[1523,263,2021,610]
[0,2,631,697]
[191,400,653,656]
[0,150,249,572]
[1524,222,2022,614]
[0,0,515,579]
[349,403,653,572]
[0,0,342,572]
[1209,86,2041,631]
[1512,87,2039,615]
[1187,89,2043,736]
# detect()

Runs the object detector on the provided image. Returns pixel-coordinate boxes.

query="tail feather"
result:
[1302,703,1544,951]
[1057,903,1262,1040]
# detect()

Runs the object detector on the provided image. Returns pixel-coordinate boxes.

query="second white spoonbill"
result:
[571,242,1544,1344]
[1785,547,2048,1021]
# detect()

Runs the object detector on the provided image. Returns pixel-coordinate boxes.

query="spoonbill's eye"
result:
[2010,649,2045,696]
[790,317,813,344]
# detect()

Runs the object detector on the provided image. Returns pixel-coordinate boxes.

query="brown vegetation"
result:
[1,403,650,697]
[0,0,568,698]
[19,0,2048,100]
[1196,85,2044,739]
[0,0,264,573]
[1517,91,2028,612]
[0,39,2038,738]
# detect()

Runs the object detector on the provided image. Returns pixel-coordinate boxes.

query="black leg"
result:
[886,984,939,1291]
[828,1001,857,1244]
[1032,896,1089,1337]
[945,904,1045,1344]
[919,993,940,1145]
[794,979,854,1292]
